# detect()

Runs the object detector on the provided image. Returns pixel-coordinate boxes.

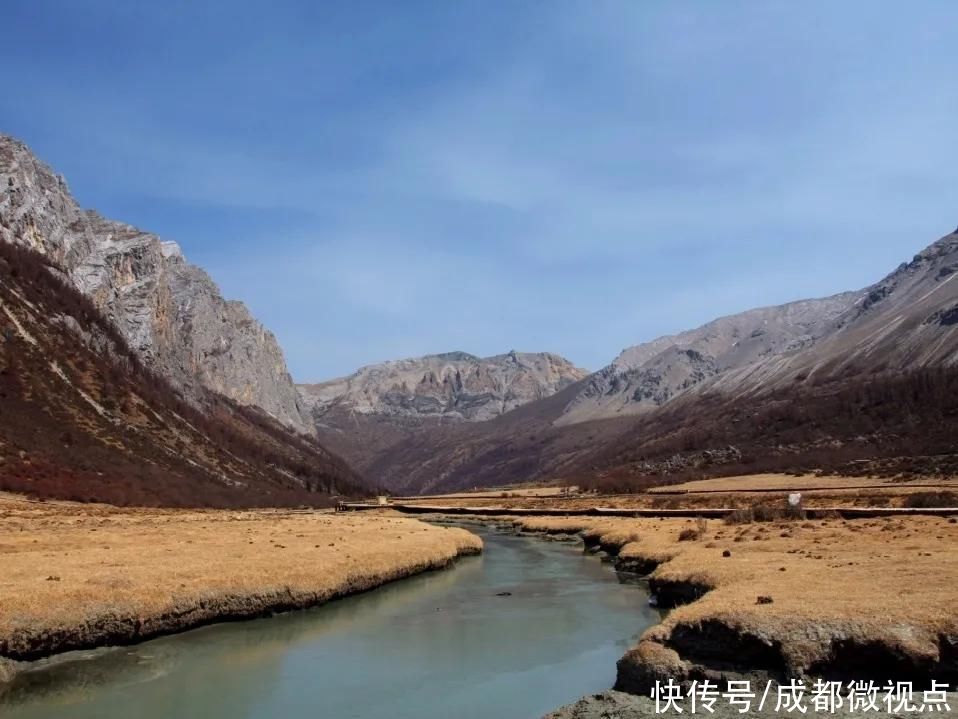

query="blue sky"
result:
[4,2,958,380]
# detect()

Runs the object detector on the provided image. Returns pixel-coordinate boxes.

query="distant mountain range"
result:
[298,230,958,493]
[298,350,586,423]
[2,132,957,502]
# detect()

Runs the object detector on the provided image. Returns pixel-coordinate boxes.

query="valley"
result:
[2,133,958,716]
[3,488,957,717]
[6,133,958,502]
[6,2,958,716]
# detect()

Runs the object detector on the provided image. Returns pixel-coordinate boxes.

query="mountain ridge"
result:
[0,134,308,431]
[557,291,862,425]
[6,131,958,498]
[301,228,958,493]
[298,349,588,424]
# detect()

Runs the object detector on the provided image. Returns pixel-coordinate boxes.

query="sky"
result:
[3,2,958,381]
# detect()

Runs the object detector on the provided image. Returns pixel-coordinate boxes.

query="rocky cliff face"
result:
[0,239,360,506]
[299,350,588,423]
[0,134,308,432]
[558,292,861,425]
[707,230,958,395]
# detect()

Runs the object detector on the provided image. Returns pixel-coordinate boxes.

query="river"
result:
[1,521,660,719]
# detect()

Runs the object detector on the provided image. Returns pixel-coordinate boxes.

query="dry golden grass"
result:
[0,497,481,662]
[648,472,958,493]
[398,485,575,500]
[518,516,606,534]
[514,513,958,682]
[400,473,958,511]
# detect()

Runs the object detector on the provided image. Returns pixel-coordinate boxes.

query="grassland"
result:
[0,495,481,671]
[511,512,958,691]
[647,472,958,493]
[399,473,958,511]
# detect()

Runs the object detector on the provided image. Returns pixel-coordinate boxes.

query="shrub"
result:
[752,503,785,522]
[679,518,708,541]
[903,491,958,508]
[784,500,806,521]
[652,496,681,509]
[726,499,805,525]
[724,507,755,525]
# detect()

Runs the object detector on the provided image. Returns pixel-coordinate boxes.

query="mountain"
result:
[316,229,958,494]
[559,229,958,486]
[296,351,587,493]
[303,378,603,495]
[713,230,958,391]
[9,128,953,496]
[299,350,587,423]
[558,293,860,425]
[0,239,362,507]
[0,135,308,431]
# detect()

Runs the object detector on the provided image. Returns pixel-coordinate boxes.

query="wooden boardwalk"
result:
[336,501,958,520]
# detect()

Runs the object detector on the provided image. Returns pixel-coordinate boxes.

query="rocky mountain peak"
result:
[0,134,309,432]
[430,351,479,362]
[298,351,588,423]
[842,230,958,325]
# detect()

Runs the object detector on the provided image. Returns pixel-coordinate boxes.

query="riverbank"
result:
[0,497,481,680]
[510,514,958,695]
[2,515,652,719]
[546,690,958,718]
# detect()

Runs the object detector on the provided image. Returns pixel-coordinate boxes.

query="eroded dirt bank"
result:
[545,690,958,718]
[0,498,481,676]
[511,514,958,695]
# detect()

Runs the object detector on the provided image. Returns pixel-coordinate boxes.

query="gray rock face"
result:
[299,350,588,423]
[561,230,958,426]
[559,293,861,425]
[744,230,958,386]
[0,134,308,431]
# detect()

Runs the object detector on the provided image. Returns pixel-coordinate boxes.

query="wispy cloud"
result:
[4,1,958,378]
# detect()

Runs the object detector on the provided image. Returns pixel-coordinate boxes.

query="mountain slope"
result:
[558,293,860,425]
[0,240,362,507]
[561,231,958,427]
[555,229,958,486]
[0,135,308,431]
[716,230,958,392]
